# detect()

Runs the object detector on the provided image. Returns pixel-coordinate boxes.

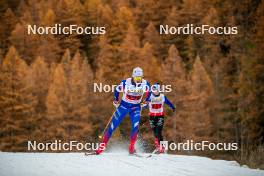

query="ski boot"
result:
[95,136,108,155]
[95,142,106,154]
[129,142,136,154]
[155,138,165,154]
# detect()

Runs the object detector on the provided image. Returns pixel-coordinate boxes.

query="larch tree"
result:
[143,22,164,60]
[249,2,264,143]
[45,49,75,140]
[154,0,175,24]
[108,6,135,46]
[10,1,46,64]
[29,56,51,141]
[162,45,189,142]
[200,7,221,69]
[110,0,130,10]
[138,42,161,83]
[180,0,206,24]
[0,8,17,53]
[179,0,211,67]
[0,46,36,151]
[214,56,240,143]
[54,0,83,54]
[61,51,93,140]
[83,0,113,65]
[188,55,214,142]
[163,6,181,49]
[118,23,140,78]
[134,0,161,29]
[238,2,264,145]
[183,35,196,68]
[95,35,116,82]
[38,8,61,63]
[30,56,50,115]
[94,35,118,139]
[45,62,69,140]
[101,6,136,83]
[83,0,104,26]
[61,49,72,78]
[9,22,40,64]
[69,51,91,119]
[46,63,68,120]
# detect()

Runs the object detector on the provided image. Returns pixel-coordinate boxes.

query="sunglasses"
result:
[133,76,142,82]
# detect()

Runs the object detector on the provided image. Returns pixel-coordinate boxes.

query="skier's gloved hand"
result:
[113,100,119,108]
[140,101,148,108]
[172,108,176,113]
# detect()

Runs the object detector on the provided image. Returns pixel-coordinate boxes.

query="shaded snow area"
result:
[0,152,263,176]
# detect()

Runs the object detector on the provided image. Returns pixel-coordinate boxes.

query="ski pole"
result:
[99,102,146,139]
[98,103,119,139]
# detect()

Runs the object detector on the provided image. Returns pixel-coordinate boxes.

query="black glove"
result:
[172,108,176,113]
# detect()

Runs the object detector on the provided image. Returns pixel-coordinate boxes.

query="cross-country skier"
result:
[96,67,150,154]
[148,83,175,153]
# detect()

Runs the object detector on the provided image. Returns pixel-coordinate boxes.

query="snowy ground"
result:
[0,152,263,176]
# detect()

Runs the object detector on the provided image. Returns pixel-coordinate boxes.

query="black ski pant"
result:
[149,115,164,143]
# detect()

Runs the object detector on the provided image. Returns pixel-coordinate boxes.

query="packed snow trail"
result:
[0,152,263,176]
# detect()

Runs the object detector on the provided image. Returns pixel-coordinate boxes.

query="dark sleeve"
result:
[114,80,125,101]
[164,96,175,110]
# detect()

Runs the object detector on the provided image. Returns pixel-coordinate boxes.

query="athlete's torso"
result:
[149,93,165,116]
[121,78,148,105]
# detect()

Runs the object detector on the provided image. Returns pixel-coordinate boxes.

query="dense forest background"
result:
[0,0,263,168]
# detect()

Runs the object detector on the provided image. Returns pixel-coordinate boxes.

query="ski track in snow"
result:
[0,152,263,176]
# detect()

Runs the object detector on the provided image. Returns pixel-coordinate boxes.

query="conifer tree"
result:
[95,35,116,82]
[9,23,40,64]
[0,8,17,53]
[61,49,72,78]
[139,42,161,83]
[46,63,68,120]
[238,2,264,145]
[118,23,140,78]
[134,0,161,29]
[188,56,214,142]
[0,46,36,151]
[162,45,189,141]
[163,6,181,49]
[200,7,221,69]
[180,0,206,24]
[83,0,113,64]
[69,51,91,120]
[143,22,164,59]
[31,56,50,115]
[38,9,61,63]
[108,6,135,46]
[54,0,83,54]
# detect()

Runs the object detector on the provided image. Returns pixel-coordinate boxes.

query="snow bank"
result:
[0,152,263,176]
